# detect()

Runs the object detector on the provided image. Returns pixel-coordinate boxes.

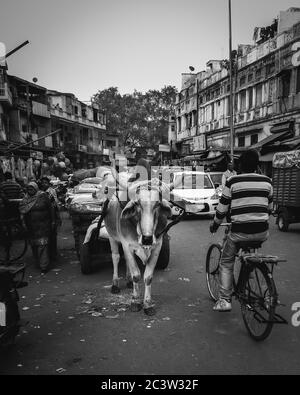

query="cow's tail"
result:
[91,194,110,243]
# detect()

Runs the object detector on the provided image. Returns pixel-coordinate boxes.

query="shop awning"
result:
[251,130,291,149]
[270,120,294,134]
[259,152,275,162]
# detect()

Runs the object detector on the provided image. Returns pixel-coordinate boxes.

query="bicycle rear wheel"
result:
[206,243,222,301]
[240,263,277,341]
[0,224,28,264]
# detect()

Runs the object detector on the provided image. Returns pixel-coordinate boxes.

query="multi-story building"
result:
[47,90,118,168]
[173,7,300,174]
[0,65,12,143]
[0,74,119,168]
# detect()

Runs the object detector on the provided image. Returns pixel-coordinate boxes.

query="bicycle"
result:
[0,200,28,347]
[0,199,28,264]
[206,223,287,341]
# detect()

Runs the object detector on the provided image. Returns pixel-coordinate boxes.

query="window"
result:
[93,109,99,122]
[238,136,245,147]
[248,73,253,82]
[281,70,291,98]
[248,87,253,108]
[171,125,175,132]
[256,84,263,106]
[178,117,181,132]
[251,134,258,145]
[74,106,78,115]
[240,76,246,86]
[240,90,247,111]
[266,63,275,75]
[256,69,262,79]
[268,79,275,102]
[297,66,300,94]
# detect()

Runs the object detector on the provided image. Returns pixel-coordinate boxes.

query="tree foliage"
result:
[92,85,177,152]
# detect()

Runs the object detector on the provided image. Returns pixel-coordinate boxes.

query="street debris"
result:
[56,368,66,374]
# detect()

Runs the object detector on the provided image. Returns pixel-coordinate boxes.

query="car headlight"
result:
[210,193,219,200]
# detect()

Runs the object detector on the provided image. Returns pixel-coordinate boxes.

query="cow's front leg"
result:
[123,247,142,312]
[143,240,162,316]
[125,261,133,289]
[109,237,121,294]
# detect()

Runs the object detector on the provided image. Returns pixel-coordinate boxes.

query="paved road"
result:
[1,212,300,375]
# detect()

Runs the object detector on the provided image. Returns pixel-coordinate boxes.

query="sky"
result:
[0,0,298,101]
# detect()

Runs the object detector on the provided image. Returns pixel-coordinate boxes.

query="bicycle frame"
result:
[218,223,288,326]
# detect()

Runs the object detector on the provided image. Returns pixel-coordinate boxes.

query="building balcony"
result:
[0,83,12,106]
[50,107,106,130]
[32,101,50,118]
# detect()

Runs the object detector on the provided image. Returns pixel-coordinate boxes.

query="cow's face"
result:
[121,188,172,247]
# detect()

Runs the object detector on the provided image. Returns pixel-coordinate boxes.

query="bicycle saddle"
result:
[237,241,263,251]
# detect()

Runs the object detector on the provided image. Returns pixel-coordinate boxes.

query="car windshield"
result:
[209,173,222,185]
[173,173,214,189]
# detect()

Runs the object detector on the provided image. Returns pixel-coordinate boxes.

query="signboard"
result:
[78,144,87,152]
[193,135,206,152]
[159,144,170,152]
[30,151,43,160]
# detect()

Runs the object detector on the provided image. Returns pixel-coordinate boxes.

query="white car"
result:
[172,171,219,217]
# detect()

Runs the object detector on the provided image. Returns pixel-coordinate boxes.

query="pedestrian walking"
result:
[19,182,55,273]
[0,172,24,200]
[39,176,62,261]
[221,162,237,188]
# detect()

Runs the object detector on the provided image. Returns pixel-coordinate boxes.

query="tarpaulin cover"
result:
[272,150,300,169]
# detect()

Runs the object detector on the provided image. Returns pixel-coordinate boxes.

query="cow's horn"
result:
[169,175,183,191]
[111,167,128,190]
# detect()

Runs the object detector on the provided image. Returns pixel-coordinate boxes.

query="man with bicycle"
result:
[209,149,273,312]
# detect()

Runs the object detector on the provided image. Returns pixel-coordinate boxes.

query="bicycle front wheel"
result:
[240,263,277,341]
[0,224,28,264]
[206,243,222,301]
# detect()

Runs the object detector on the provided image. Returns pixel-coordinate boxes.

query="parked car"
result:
[172,171,219,217]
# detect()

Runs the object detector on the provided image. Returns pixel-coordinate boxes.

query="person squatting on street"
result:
[19,181,56,273]
[209,149,273,312]
[39,176,62,261]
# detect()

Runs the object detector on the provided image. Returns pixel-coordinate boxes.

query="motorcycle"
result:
[0,263,28,348]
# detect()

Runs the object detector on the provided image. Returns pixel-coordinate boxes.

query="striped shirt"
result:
[214,173,273,234]
[0,180,24,200]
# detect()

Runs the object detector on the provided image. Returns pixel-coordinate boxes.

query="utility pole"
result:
[228,0,235,162]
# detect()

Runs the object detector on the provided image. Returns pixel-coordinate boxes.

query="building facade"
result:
[0,74,119,168]
[171,7,300,172]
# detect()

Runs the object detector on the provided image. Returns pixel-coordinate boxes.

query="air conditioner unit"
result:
[78,144,87,152]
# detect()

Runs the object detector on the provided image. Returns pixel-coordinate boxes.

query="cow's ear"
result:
[121,200,137,219]
[160,199,172,219]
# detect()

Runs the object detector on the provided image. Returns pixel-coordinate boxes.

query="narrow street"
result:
[0,212,299,375]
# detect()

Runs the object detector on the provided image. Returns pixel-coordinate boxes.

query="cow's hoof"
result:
[144,307,156,316]
[111,285,120,294]
[130,302,142,312]
[126,281,133,289]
